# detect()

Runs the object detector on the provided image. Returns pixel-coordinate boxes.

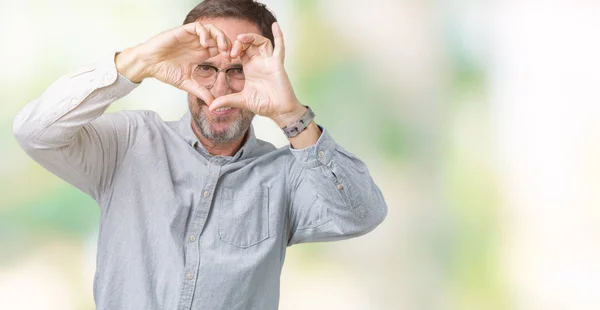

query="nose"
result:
[209,71,231,98]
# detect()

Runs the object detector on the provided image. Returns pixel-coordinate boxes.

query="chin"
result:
[188,95,254,144]
[196,113,248,144]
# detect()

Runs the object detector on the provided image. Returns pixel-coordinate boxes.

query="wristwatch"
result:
[281,106,315,138]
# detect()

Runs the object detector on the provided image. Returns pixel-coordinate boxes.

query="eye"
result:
[195,65,216,78]
[227,67,244,78]
[197,65,214,72]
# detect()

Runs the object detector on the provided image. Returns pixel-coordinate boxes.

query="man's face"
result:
[187,17,261,144]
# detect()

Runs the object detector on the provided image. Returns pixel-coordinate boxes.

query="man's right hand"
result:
[115,21,232,104]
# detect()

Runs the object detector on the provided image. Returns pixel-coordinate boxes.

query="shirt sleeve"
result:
[286,127,388,245]
[12,53,140,203]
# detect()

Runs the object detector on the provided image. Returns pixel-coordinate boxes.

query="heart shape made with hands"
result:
[204,22,303,126]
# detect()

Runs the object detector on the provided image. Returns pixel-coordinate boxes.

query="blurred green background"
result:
[2,0,600,309]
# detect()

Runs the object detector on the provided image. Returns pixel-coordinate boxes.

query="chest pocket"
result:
[218,186,270,248]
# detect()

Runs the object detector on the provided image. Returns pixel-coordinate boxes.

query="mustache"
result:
[194,97,254,118]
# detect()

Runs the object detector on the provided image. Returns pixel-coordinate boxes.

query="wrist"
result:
[288,121,321,149]
[273,103,306,128]
[280,105,317,139]
[115,47,151,83]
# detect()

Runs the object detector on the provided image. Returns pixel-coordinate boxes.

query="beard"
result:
[192,97,254,144]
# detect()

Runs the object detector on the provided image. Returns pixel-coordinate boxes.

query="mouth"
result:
[212,106,235,116]
[197,98,238,119]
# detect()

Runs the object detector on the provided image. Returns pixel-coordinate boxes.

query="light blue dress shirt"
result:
[13,55,387,310]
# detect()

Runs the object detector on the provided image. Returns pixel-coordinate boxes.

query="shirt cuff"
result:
[106,52,141,92]
[289,125,337,168]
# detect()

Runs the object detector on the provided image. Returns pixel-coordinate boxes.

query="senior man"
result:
[13,0,387,309]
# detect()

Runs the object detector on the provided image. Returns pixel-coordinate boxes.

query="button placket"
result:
[177,162,222,309]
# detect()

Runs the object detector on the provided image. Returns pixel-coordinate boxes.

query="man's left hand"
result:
[208,22,306,128]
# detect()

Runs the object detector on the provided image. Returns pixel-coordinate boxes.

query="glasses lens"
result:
[227,67,244,80]
[194,65,218,89]
[195,65,216,78]
[226,67,245,91]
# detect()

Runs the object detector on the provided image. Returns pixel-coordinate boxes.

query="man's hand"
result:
[115,21,233,104]
[208,22,306,128]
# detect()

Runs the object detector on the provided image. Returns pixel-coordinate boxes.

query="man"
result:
[13,0,387,309]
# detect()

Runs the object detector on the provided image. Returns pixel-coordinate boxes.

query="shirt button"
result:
[318,151,325,158]
[337,184,344,190]
[203,191,210,198]
[186,273,194,280]
[189,235,196,242]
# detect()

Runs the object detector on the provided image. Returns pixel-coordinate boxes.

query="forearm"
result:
[13,54,139,149]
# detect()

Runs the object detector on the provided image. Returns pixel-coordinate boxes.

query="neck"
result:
[191,120,247,157]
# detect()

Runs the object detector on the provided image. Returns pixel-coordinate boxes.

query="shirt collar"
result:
[178,111,258,161]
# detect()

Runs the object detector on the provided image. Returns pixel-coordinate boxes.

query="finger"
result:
[209,93,246,111]
[192,22,209,47]
[207,46,219,58]
[230,40,247,59]
[235,33,273,58]
[182,22,209,48]
[198,44,220,59]
[180,79,214,105]
[272,22,285,61]
[209,39,221,48]
[237,33,271,46]
[204,24,232,57]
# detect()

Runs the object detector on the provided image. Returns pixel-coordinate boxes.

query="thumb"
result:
[210,93,247,111]
[272,22,285,62]
[180,80,214,105]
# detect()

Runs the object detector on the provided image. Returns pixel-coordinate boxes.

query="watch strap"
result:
[281,106,315,138]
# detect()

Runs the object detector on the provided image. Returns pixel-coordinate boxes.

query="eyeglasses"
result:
[193,64,245,92]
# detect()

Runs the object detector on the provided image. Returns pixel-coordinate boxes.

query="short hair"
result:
[183,0,278,45]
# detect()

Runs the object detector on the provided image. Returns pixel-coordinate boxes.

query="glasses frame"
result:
[194,64,245,91]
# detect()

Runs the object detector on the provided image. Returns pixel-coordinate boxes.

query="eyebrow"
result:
[200,62,243,69]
